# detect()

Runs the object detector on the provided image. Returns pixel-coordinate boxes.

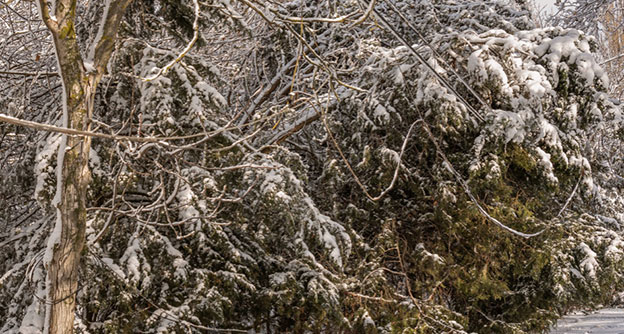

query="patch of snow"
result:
[578,242,599,278]
[101,257,126,280]
[534,147,558,184]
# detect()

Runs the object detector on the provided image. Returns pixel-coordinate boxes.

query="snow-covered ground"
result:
[551,309,624,334]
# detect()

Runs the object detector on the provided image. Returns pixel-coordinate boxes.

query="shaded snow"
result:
[551,309,624,333]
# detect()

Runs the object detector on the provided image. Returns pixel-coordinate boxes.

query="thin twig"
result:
[317,85,419,202]
[141,0,201,82]
[557,169,583,217]
[0,70,58,76]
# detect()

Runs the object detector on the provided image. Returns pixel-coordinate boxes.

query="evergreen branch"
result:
[366,0,485,123]
[141,0,200,82]
[421,120,544,238]
[89,250,248,333]
[382,0,493,117]
[317,85,419,202]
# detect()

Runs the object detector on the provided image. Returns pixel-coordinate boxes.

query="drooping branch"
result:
[420,121,545,239]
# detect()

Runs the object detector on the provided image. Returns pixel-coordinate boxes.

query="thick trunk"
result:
[43,3,94,330]
[47,75,95,334]
[35,1,132,332]
[47,156,88,332]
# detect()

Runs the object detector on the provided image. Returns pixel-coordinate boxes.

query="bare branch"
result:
[142,0,200,82]
[0,108,289,143]
[0,70,58,76]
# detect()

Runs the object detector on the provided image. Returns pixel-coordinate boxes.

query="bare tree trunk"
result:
[46,83,93,334]
[36,1,132,333]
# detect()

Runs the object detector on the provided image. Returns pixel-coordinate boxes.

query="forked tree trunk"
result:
[36,1,132,333]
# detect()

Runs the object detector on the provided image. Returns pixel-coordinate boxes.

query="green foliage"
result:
[2,0,624,333]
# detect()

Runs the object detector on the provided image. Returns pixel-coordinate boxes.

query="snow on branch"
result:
[0,71,58,77]
[142,0,200,82]
[368,0,486,123]
[318,94,420,202]
[88,0,133,74]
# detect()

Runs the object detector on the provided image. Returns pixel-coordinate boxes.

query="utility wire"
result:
[382,0,493,115]
[353,2,544,237]
[363,0,485,123]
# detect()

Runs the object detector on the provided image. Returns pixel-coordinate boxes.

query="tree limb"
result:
[91,0,134,74]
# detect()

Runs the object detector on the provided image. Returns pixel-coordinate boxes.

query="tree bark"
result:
[36,1,132,333]
[46,79,93,334]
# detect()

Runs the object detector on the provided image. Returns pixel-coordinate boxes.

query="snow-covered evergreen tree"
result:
[1,0,623,333]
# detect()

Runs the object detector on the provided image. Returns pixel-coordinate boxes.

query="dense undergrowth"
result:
[1,0,623,333]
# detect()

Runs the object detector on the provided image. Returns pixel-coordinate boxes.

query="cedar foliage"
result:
[1,0,623,333]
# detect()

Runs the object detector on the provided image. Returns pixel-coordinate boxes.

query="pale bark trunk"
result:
[45,13,93,334]
[46,85,93,334]
[36,1,132,333]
